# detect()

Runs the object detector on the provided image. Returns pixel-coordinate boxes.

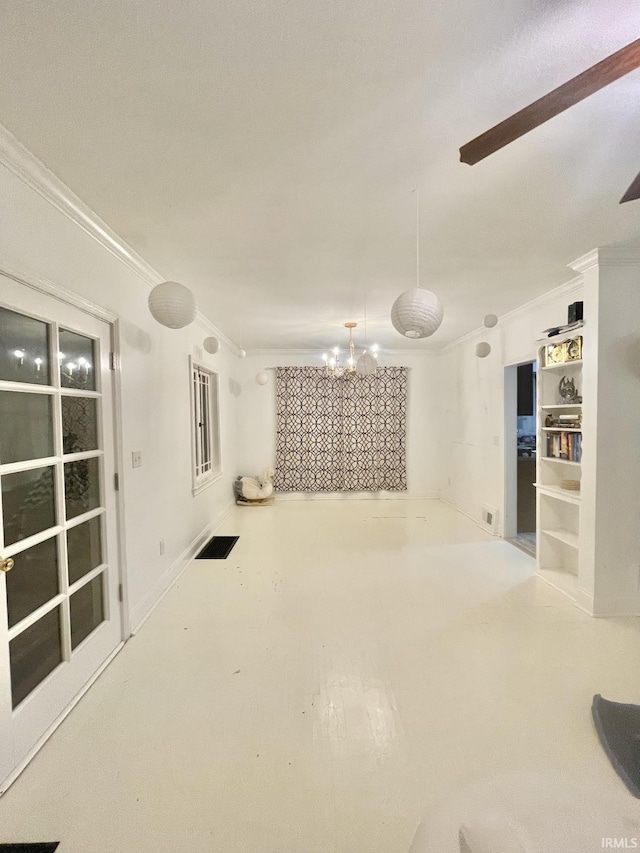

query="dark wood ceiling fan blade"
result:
[460,38,640,165]
[620,170,640,203]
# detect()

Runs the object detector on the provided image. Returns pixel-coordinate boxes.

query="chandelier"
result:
[322,322,379,377]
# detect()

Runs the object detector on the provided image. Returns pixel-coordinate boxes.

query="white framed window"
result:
[190,358,222,493]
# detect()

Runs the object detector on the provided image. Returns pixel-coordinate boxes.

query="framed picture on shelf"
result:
[544,342,566,366]
[565,336,582,361]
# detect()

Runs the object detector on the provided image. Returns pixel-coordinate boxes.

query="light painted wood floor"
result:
[0,500,639,851]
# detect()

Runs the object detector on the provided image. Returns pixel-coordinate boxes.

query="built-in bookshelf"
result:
[536,332,583,599]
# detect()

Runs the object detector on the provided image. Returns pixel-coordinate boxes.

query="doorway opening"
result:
[504,360,537,556]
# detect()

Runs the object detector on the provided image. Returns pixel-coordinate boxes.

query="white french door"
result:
[0,275,123,788]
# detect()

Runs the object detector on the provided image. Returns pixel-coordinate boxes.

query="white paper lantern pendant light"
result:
[148,281,197,329]
[355,300,378,375]
[390,189,443,340]
[356,351,377,375]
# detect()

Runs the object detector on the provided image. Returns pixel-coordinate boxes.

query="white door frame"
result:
[0,264,130,790]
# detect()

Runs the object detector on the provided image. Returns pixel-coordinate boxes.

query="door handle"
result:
[0,557,14,573]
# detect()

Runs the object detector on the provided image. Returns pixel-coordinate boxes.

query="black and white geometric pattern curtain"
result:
[274,366,407,492]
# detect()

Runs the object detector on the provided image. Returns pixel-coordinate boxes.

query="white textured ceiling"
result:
[1,0,640,351]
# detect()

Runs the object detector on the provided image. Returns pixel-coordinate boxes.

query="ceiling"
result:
[1,0,639,351]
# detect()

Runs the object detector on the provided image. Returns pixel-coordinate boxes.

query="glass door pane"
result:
[9,607,63,708]
[58,329,96,391]
[62,397,98,454]
[67,517,102,585]
[64,458,101,520]
[0,306,51,385]
[0,392,54,464]
[6,537,59,629]
[70,575,105,649]
[2,466,57,546]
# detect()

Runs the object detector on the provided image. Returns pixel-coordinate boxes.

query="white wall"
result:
[235,350,445,499]
[0,158,241,631]
[440,278,583,533]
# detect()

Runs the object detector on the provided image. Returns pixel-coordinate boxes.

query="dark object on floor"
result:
[592,693,640,797]
[196,536,239,560]
[0,845,60,852]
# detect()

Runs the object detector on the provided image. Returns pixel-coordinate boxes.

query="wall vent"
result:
[481,505,498,533]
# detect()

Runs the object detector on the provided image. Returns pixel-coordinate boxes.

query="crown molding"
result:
[0,122,243,357]
[569,245,640,273]
[440,276,584,353]
[0,262,119,323]
[244,348,436,358]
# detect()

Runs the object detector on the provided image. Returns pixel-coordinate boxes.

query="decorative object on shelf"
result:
[234,468,275,505]
[568,301,584,324]
[203,336,220,354]
[323,322,379,378]
[558,375,582,404]
[544,413,582,429]
[483,313,498,328]
[390,188,443,339]
[545,342,567,365]
[543,335,582,365]
[256,371,269,385]
[560,479,580,491]
[565,336,582,361]
[148,281,197,329]
[475,341,491,358]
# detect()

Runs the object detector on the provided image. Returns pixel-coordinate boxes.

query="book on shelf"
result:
[546,432,582,462]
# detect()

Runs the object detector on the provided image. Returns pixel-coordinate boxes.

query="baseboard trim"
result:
[573,586,595,616]
[274,491,441,502]
[129,500,234,634]
[0,642,124,797]
[588,595,640,618]
[440,496,500,536]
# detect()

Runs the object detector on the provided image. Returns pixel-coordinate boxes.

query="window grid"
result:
[192,364,220,487]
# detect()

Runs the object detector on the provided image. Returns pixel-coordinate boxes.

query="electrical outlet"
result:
[132,450,142,468]
[493,435,500,446]
[159,540,165,556]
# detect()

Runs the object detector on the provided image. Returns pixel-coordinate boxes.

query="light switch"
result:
[132,450,142,468]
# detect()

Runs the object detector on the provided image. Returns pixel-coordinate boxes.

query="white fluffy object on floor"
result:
[234,468,275,501]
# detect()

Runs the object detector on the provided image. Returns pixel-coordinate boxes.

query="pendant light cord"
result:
[364,298,368,348]
[414,186,420,290]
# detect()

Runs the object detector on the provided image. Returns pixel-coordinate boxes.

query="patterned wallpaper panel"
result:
[274,366,407,492]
